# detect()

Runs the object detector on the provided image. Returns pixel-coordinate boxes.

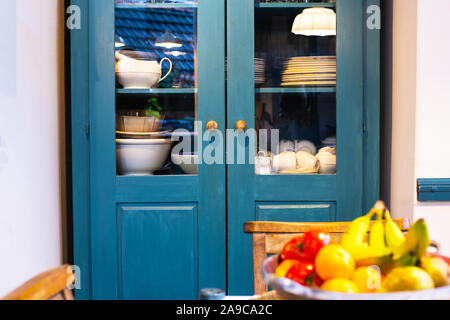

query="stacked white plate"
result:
[255,58,266,85]
[281,56,336,87]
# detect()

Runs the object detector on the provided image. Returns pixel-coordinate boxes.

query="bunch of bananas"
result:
[340,201,430,274]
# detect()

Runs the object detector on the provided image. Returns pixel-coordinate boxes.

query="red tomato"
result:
[302,229,333,257]
[285,260,323,287]
[280,230,332,262]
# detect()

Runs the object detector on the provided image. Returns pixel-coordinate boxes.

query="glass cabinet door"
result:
[254,1,337,176]
[115,0,198,176]
[227,0,369,294]
[72,0,226,299]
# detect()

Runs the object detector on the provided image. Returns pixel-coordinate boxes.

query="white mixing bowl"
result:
[171,153,198,174]
[116,138,173,175]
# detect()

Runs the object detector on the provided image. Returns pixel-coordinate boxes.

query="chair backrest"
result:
[244,219,411,295]
[2,265,75,300]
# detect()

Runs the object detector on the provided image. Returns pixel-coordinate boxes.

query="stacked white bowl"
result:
[116,115,172,176]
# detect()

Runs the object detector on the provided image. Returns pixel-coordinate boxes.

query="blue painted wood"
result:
[197,0,227,293]
[116,88,197,95]
[364,0,381,212]
[70,0,92,300]
[70,0,226,299]
[255,175,336,202]
[116,175,199,203]
[336,0,365,222]
[227,0,375,295]
[417,179,450,202]
[257,202,336,222]
[226,0,256,296]
[88,0,118,299]
[118,204,198,300]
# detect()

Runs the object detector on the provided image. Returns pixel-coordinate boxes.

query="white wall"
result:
[0,0,65,296]
[392,0,450,256]
[414,0,450,256]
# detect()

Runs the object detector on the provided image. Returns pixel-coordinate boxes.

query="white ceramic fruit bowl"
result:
[116,138,172,175]
[262,255,450,300]
[171,153,198,175]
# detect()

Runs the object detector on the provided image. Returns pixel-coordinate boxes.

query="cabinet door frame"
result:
[226,0,380,294]
[69,0,227,299]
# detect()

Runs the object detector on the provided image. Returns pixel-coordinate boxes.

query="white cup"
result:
[295,140,317,155]
[296,151,320,172]
[255,151,272,175]
[277,140,295,154]
[272,152,297,171]
[316,151,337,174]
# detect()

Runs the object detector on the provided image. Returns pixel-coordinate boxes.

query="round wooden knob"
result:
[235,120,247,131]
[206,121,218,130]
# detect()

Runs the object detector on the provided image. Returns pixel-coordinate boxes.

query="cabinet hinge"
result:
[85,123,90,137]
[363,123,367,133]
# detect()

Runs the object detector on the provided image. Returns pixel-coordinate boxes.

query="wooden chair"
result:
[244,219,411,295]
[2,265,76,300]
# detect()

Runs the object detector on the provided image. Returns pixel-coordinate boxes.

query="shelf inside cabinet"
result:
[255,2,336,9]
[115,3,197,9]
[256,87,336,94]
[116,88,197,95]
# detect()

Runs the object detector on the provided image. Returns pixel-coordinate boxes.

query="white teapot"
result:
[115,52,173,89]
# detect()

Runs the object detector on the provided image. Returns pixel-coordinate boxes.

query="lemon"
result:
[421,256,450,287]
[315,244,355,280]
[321,279,359,294]
[384,267,434,292]
[352,266,383,293]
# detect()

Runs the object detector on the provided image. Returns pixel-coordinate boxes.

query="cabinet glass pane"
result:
[115,1,198,176]
[254,2,337,176]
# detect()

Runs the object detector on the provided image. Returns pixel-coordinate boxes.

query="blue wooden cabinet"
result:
[69,0,379,299]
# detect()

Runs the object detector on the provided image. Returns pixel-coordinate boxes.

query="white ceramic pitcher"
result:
[115,52,173,89]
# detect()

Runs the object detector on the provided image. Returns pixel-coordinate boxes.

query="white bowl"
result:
[318,163,336,174]
[316,151,336,174]
[171,153,198,174]
[116,138,173,175]
[116,72,161,89]
[295,140,317,155]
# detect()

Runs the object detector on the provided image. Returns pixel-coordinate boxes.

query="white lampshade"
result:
[155,31,183,49]
[165,50,187,57]
[292,8,336,37]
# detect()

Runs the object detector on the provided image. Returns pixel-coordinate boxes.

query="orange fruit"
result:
[352,266,383,293]
[321,279,359,293]
[315,244,355,280]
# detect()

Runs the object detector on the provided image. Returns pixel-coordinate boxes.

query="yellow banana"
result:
[396,219,430,260]
[382,219,431,274]
[340,209,375,251]
[369,210,387,250]
[384,209,406,257]
[341,201,392,266]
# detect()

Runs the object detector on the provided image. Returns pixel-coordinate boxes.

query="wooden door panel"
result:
[118,204,198,300]
[256,202,336,223]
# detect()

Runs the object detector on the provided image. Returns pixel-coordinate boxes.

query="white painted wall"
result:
[414,0,450,256]
[0,0,65,296]
[392,0,450,256]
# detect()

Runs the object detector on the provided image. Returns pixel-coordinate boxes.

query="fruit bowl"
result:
[262,255,450,300]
